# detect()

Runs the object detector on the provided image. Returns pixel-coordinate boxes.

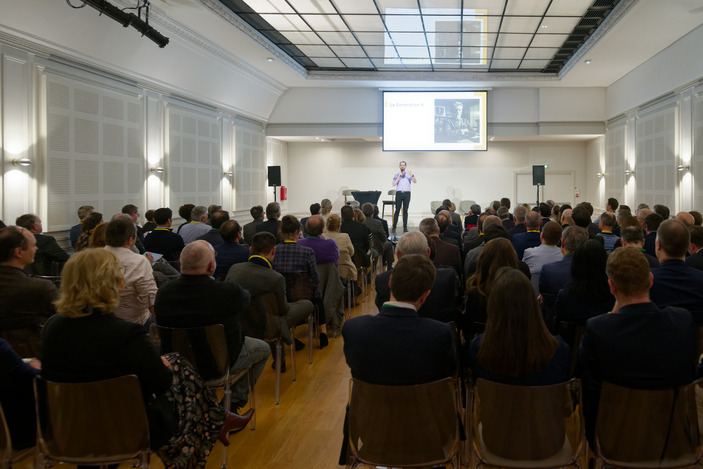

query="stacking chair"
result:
[470,378,586,468]
[33,375,151,469]
[316,262,345,335]
[381,189,396,219]
[594,379,703,469]
[0,315,43,359]
[347,377,462,468]
[459,200,477,214]
[156,323,256,465]
[282,272,317,362]
[0,403,34,469]
[430,200,443,214]
[239,292,295,405]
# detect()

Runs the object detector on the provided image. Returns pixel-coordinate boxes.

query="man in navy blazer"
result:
[579,246,697,444]
[686,225,703,271]
[511,210,542,260]
[375,231,461,324]
[650,219,703,325]
[344,254,456,386]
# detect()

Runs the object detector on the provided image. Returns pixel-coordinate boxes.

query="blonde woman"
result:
[324,214,356,281]
[40,249,250,469]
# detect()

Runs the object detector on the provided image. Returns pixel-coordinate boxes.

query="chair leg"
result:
[138,451,149,469]
[247,368,256,430]
[275,340,281,405]
[290,329,297,382]
[221,378,231,469]
[308,313,313,364]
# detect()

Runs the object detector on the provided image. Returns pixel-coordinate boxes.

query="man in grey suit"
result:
[361,203,394,270]
[242,205,264,246]
[225,231,313,371]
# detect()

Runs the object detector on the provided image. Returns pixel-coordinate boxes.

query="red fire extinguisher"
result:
[280,186,287,201]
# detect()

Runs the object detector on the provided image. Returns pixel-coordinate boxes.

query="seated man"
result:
[197,210,230,247]
[104,217,158,329]
[511,210,542,260]
[340,205,370,267]
[242,205,264,246]
[579,246,697,444]
[225,232,314,371]
[596,212,619,251]
[255,202,281,240]
[300,203,320,237]
[273,215,328,347]
[0,226,58,330]
[213,220,249,280]
[344,253,456,383]
[687,225,703,271]
[143,207,185,264]
[620,226,659,267]
[361,203,394,270]
[15,214,70,275]
[523,221,563,295]
[419,217,461,277]
[649,219,703,325]
[375,231,460,324]
[539,225,589,312]
[179,205,212,244]
[155,240,270,411]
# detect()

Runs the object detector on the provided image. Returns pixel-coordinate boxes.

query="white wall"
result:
[285,141,590,224]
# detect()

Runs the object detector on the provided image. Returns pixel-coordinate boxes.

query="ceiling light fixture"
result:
[11,158,32,167]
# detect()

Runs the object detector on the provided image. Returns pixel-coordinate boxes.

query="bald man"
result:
[675,211,695,227]
[154,240,270,411]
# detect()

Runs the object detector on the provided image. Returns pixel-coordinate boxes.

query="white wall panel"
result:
[635,104,677,211]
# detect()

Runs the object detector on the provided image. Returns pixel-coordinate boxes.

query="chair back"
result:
[240,292,282,342]
[347,377,460,467]
[471,378,585,468]
[0,315,44,359]
[156,324,229,386]
[459,200,476,214]
[430,200,443,214]
[595,379,703,468]
[0,402,11,466]
[283,272,315,302]
[33,375,150,465]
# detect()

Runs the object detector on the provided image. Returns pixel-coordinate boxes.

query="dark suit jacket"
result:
[196,229,224,247]
[0,339,39,449]
[507,223,527,238]
[154,274,250,364]
[213,242,250,280]
[373,215,389,237]
[686,250,703,271]
[650,259,703,325]
[255,219,280,239]
[511,231,541,260]
[31,233,70,275]
[343,305,456,385]
[643,231,657,257]
[0,266,58,328]
[539,254,573,297]
[340,220,370,264]
[243,219,263,246]
[433,237,462,274]
[374,268,460,323]
[143,228,185,263]
[362,217,387,252]
[502,219,515,230]
[578,302,696,442]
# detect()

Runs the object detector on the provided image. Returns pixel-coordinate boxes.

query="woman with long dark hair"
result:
[471,267,570,385]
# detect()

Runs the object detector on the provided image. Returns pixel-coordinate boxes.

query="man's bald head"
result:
[675,211,695,227]
[525,210,541,230]
[180,240,215,274]
[482,215,502,231]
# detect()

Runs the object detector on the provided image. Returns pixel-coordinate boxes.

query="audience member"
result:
[690,210,703,226]
[620,226,658,267]
[273,215,328,347]
[324,214,356,282]
[686,225,703,271]
[300,203,320,235]
[121,204,147,253]
[649,219,703,325]
[419,217,461,276]
[498,206,514,230]
[511,210,542,260]
[0,339,39,450]
[41,248,251,460]
[15,214,70,275]
[361,203,394,270]
[155,240,270,411]
[464,224,512,278]
[653,203,670,221]
[320,198,333,226]
[74,212,103,252]
[299,215,340,266]
[596,212,618,251]
[464,203,481,232]
[255,202,281,240]
[539,226,589,305]
[675,211,695,227]
[538,202,551,228]
[243,205,264,246]
[143,207,185,264]
[197,210,230,247]
[104,217,157,328]
[579,246,696,444]
[340,205,370,268]
[207,204,222,225]
[179,205,211,244]
[375,231,461,324]
[213,220,249,280]
[464,212,489,252]
[88,222,108,248]
[142,209,157,233]
[176,203,195,234]
[226,232,314,371]
[371,204,389,237]
[471,267,569,385]
[643,212,664,257]
[523,221,563,295]
[442,199,462,229]
[635,207,652,230]
[69,205,94,248]
[0,226,58,329]
[507,205,527,237]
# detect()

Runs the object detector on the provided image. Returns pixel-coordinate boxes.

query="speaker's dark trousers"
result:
[393,191,411,230]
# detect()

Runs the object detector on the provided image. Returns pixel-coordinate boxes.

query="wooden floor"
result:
[195,290,375,469]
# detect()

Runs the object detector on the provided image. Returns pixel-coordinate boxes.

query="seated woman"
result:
[40,248,251,469]
[74,211,103,252]
[470,267,570,386]
[553,239,614,348]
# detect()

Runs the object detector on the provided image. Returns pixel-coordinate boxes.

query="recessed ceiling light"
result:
[266,57,275,63]
[584,59,592,65]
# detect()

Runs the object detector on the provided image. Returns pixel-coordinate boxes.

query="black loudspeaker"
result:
[533,165,545,186]
[267,166,281,187]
